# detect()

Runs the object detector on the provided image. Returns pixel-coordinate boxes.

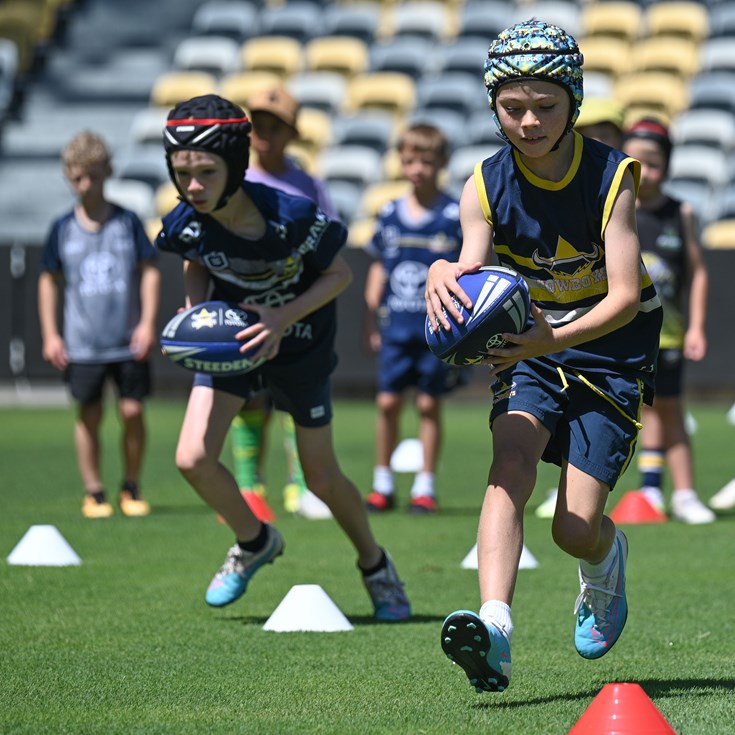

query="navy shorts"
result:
[490,359,645,488]
[67,360,151,405]
[193,352,337,428]
[378,339,466,396]
[654,348,683,398]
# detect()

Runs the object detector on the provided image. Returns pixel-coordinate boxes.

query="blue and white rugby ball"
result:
[160,300,266,376]
[425,266,531,366]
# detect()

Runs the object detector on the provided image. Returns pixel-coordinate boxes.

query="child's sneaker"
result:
[672,489,715,524]
[441,611,512,693]
[296,490,333,520]
[82,491,114,519]
[119,482,151,517]
[709,478,735,511]
[365,491,395,512]
[205,526,284,607]
[408,495,438,514]
[361,551,411,621]
[574,529,628,659]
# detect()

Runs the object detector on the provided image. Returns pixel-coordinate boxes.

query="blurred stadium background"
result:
[0,0,734,397]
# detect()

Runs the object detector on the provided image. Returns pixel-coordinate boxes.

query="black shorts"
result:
[654,348,684,398]
[66,360,151,405]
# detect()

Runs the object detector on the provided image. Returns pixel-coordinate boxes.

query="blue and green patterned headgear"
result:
[484,20,584,139]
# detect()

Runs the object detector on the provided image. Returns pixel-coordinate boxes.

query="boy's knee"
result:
[551,518,600,559]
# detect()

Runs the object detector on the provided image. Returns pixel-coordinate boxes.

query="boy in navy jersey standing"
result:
[425,21,662,692]
[156,94,410,621]
[363,124,464,514]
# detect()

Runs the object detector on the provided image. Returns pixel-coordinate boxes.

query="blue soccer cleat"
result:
[574,529,628,659]
[441,610,512,693]
[205,526,284,607]
[362,551,411,621]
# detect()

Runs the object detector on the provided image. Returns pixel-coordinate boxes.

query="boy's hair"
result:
[622,118,673,171]
[61,131,111,170]
[397,124,448,162]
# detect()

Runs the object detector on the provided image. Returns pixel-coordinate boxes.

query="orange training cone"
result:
[609,490,667,524]
[216,490,276,524]
[568,683,676,734]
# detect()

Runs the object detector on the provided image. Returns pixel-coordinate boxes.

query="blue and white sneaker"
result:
[362,551,411,621]
[205,526,284,607]
[441,611,512,693]
[574,529,628,659]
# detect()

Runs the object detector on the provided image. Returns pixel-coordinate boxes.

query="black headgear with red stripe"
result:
[623,118,672,172]
[164,94,252,210]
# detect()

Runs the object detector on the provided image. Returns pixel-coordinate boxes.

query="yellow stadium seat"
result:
[155,182,181,218]
[344,72,416,120]
[702,220,735,249]
[149,71,218,108]
[645,1,709,43]
[219,70,282,108]
[294,107,333,155]
[578,36,632,80]
[581,2,643,43]
[382,148,403,181]
[240,36,303,78]
[347,217,377,248]
[629,37,701,79]
[304,36,370,78]
[614,72,689,119]
[358,180,412,218]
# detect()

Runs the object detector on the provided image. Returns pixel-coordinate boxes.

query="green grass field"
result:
[1,397,734,734]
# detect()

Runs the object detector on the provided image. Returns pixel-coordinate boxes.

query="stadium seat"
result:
[466,109,505,147]
[347,216,378,248]
[172,36,242,76]
[240,36,303,78]
[613,71,690,120]
[293,107,333,156]
[583,71,615,100]
[416,73,484,118]
[629,37,701,80]
[105,178,156,221]
[447,144,500,185]
[702,219,735,249]
[379,2,458,43]
[191,0,261,43]
[325,179,363,223]
[699,38,735,74]
[369,37,433,81]
[258,2,322,45]
[358,180,412,218]
[581,2,643,43]
[219,70,282,108]
[408,107,468,151]
[435,37,489,78]
[577,36,632,80]
[382,147,403,181]
[114,145,172,189]
[343,72,416,120]
[155,181,181,217]
[128,106,169,147]
[709,3,735,38]
[663,179,718,225]
[149,71,218,108]
[322,3,380,44]
[511,1,582,39]
[645,2,709,44]
[318,145,384,187]
[288,71,347,115]
[332,110,396,153]
[688,71,735,114]
[0,15,37,75]
[671,108,735,152]
[0,37,19,117]
[714,184,735,221]
[304,36,370,79]
[456,1,515,42]
[669,144,730,188]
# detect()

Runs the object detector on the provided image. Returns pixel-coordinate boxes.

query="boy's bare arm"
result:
[680,202,708,361]
[130,262,161,360]
[38,271,68,370]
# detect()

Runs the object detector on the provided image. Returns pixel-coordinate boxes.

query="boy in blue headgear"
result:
[426,21,662,692]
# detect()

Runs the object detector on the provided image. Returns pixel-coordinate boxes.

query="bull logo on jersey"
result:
[531,237,603,277]
[390,261,428,298]
[180,221,202,244]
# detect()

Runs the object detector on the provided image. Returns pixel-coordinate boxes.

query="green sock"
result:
[282,413,306,491]
[231,409,265,490]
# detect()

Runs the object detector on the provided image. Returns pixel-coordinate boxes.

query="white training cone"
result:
[7,525,81,566]
[727,402,735,426]
[390,438,424,473]
[263,584,353,632]
[461,543,538,570]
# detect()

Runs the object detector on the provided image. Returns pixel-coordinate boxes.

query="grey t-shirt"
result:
[40,205,158,363]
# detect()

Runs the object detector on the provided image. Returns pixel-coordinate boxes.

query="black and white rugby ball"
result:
[425,266,531,366]
[160,301,266,376]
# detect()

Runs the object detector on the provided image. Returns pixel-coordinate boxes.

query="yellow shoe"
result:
[119,484,151,517]
[82,493,114,519]
[283,482,304,514]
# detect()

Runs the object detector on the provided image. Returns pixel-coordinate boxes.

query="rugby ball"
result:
[425,266,531,366]
[160,301,266,376]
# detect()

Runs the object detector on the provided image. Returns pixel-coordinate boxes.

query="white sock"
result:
[373,466,394,495]
[410,471,435,498]
[580,538,618,579]
[479,600,513,640]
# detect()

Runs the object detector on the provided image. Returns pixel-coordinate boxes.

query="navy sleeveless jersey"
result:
[365,193,462,343]
[475,132,662,382]
[156,181,347,363]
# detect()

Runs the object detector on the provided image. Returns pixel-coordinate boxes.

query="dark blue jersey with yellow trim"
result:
[156,181,347,363]
[475,132,662,384]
